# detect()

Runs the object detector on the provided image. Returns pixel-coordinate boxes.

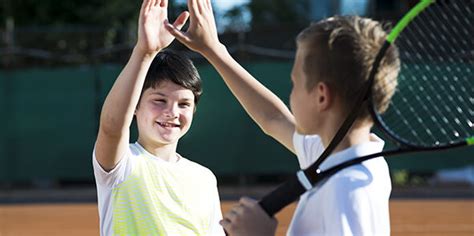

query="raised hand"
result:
[136,0,189,54]
[164,0,220,55]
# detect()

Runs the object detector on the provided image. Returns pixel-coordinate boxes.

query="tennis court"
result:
[1,199,473,236]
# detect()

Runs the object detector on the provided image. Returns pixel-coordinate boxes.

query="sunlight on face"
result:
[135,80,196,147]
[290,45,320,135]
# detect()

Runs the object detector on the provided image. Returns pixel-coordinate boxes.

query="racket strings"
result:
[378,46,464,143]
[409,2,473,137]
[375,33,455,143]
[372,0,473,146]
[425,4,473,75]
[390,48,472,142]
[429,4,469,56]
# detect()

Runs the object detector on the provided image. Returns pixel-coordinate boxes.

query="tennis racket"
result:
[259,0,474,216]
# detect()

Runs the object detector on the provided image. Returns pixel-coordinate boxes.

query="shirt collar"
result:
[319,133,385,171]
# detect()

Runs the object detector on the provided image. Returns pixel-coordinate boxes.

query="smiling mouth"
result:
[156,121,180,128]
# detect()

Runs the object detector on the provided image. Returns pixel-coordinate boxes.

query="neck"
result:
[137,138,179,162]
[320,117,372,153]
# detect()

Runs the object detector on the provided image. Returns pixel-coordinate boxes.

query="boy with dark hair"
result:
[93,0,225,235]
[166,0,400,235]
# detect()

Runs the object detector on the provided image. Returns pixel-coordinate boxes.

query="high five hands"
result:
[164,0,221,56]
[136,0,189,55]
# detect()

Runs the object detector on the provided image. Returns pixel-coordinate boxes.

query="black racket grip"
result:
[258,174,307,217]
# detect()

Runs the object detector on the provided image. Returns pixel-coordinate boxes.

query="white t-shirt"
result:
[93,142,225,236]
[287,133,391,236]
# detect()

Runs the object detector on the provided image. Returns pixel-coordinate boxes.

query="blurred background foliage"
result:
[2,0,471,188]
[1,0,407,68]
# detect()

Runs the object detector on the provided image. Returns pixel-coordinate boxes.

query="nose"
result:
[164,103,179,118]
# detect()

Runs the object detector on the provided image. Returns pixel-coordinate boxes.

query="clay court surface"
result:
[0,200,473,236]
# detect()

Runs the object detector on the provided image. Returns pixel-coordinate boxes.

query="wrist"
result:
[202,43,228,61]
[132,46,160,59]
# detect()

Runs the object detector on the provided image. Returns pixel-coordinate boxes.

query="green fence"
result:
[0,62,472,183]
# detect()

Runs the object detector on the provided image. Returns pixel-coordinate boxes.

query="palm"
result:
[164,0,220,55]
[138,3,174,52]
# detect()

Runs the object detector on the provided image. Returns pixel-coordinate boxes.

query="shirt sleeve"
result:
[92,145,133,188]
[207,175,226,236]
[293,132,325,169]
[322,170,375,236]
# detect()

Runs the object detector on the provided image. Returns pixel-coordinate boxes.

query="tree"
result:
[1,0,186,28]
[0,0,188,67]
[247,0,310,30]
[222,5,250,33]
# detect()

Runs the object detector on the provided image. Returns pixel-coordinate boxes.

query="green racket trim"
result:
[467,137,474,146]
[387,0,434,43]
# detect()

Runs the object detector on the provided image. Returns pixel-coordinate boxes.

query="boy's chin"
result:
[139,135,180,146]
[156,134,183,144]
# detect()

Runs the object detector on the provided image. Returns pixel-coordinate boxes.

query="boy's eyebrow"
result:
[150,92,193,101]
[150,92,167,96]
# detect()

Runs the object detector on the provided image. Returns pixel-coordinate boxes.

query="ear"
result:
[313,81,332,111]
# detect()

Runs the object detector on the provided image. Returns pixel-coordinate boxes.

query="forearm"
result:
[163,0,295,150]
[100,48,157,135]
[203,44,293,133]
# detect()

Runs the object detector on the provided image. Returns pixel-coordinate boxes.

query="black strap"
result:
[305,41,391,182]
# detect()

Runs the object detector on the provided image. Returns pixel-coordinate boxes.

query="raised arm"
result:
[165,0,296,153]
[95,0,189,171]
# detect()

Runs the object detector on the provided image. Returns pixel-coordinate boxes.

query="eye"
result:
[179,102,191,108]
[153,99,166,104]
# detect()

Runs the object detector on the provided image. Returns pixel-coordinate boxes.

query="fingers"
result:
[239,197,271,219]
[151,0,157,9]
[188,0,199,16]
[220,199,256,235]
[219,218,229,227]
[139,0,147,16]
[187,0,214,23]
[193,0,211,15]
[142,0,153,16]
[227,206,245,221]
[239,196,258,207]
[165,21,190,44]
[222,198,251,223]
[173,11,190,30]
[159,0,168,7]
[220,205,242,234]
[219,218,235,234]
[205,0,212,11]
[197,0,206,14]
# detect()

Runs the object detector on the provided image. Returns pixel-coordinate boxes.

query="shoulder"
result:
[92,143,138,187]
[293,132,324,156]
[323,159,391,200]
[179,156,217,181]
[293,132,322,147]
[128,143,145,157]
[293,132,325,169]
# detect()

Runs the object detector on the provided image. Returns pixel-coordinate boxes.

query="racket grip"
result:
[258,174,306,217]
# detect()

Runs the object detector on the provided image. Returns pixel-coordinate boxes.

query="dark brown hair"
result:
[141,49,202,105]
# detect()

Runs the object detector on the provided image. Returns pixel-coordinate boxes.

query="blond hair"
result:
[296,16,400,120]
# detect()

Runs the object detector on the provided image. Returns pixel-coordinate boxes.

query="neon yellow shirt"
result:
[93,143,225,236]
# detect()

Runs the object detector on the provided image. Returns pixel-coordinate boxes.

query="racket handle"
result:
[258,174,306,217]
